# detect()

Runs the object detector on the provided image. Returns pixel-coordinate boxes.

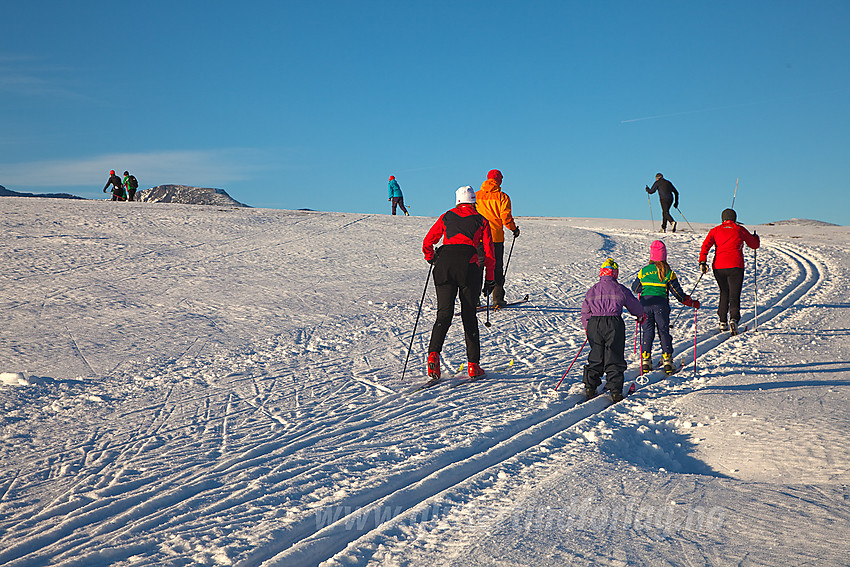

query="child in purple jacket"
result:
[581,258,645,402]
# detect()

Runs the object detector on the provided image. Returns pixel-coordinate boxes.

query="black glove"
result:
[512,226,520,238]
[483,280,496,296]
[699,262,708,274]
[103,188,107,193]
[645,185,651,193]
[674,201,679,209]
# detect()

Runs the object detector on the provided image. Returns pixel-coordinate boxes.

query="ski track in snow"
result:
[0,199,846,566]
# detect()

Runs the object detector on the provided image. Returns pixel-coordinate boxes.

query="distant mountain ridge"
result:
[137,185,248,207]
[0,185,85,200]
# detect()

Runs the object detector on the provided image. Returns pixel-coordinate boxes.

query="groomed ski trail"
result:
[251,239,826,567]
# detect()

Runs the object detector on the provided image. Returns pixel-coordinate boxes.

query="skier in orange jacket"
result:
[475,169,519,306]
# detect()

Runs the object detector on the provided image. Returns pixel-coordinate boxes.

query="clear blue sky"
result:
[2,1,848,225]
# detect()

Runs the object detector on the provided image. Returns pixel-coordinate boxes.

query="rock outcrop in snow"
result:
[0,185,85,200]
[137,185,247,207]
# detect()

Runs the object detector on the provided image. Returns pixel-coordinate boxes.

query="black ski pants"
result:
[660,198,675,230]
[391,197,408,215]
[713,267,745,323]
[428,245,482,363]
[583,315,627,394]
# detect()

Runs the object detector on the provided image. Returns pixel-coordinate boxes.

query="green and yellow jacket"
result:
[631,263,689,305]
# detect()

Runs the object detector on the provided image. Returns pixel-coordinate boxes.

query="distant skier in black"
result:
[646,173,679,232]
[103,170,126,201]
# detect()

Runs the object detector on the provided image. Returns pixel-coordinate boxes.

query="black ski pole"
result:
[675,206,695,231]
[646,188,655,232]
[401,262,433,382]
[670,271,705,329]
[503,233,517,280]
[485,287,491,327]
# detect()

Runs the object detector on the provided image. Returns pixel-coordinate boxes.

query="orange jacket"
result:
[475,179,517,243]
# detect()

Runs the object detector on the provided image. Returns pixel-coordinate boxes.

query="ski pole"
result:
[503,233,517,280]
[401,262,433,382]
[485,287,491,328]
[636,321,648,385]
[753,234,758,333]
[731,177,739,208]
[554,336,588,391]
[693,306,698,377]
[675,206,695,232]
[647,192,655,232]
[670,271,705,328]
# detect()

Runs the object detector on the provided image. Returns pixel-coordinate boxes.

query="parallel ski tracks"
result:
[0,238,825,567]
[251,239,825,566]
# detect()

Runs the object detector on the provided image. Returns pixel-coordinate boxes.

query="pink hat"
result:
[650,240,667,262]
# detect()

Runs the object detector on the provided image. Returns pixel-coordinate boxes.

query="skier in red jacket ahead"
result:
[699,208,760,335]
[422,186,496,383]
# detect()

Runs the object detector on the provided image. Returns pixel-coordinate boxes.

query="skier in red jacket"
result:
[422,186,496,382]
[699,209,760,335]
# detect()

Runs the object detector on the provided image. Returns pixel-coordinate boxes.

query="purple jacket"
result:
[581,276,645,329]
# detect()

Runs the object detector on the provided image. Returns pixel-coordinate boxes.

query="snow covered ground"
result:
[1,197,848,566]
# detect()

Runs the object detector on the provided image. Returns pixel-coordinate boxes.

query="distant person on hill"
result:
[699,208,760,336]
[475,169,519,307]
[645,173,679,232]
[123,171,139,201]
[581,258,645,402]
[388,175,409,216]
[422,186,495,384]
[632,240,700,374]
[103,170,126,201]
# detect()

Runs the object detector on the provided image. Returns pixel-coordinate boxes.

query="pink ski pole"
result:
[554,337,588,391]
[693,307,698,377]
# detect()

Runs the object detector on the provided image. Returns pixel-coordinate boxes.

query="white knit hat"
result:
[455,186,476,205]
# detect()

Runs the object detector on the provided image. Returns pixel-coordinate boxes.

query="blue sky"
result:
[2,1,848,225]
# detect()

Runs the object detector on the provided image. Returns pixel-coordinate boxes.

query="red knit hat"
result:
[487,169,502,182]
[389,175,395,180]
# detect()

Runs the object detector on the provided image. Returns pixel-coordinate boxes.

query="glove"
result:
[103,188,107,193]
[684,298,700,309]
[426,256,436,265]
[512,226,520,238]
[645,185,651,193]
[637,314,647,325]
[699,262,709,274]
[674,201,679,209]
[483,280,496,296]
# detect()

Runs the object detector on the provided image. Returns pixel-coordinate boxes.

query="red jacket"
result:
[699,220,760,269]
[423,204,496,280]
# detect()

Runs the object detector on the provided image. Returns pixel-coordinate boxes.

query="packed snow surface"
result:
[1,197,848,566]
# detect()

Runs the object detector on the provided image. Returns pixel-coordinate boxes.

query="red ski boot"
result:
[467,362,486,380]
[426,352,441,383]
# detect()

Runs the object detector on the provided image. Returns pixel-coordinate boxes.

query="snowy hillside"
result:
[138,185,248,207]
[0,197,848,566]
